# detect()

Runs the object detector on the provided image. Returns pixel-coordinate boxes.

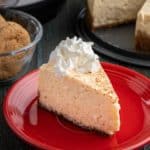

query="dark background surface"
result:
[0,0,150,149]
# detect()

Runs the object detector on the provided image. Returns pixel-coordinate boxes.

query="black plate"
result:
[11,0,66,23]
[16,0,44,7]
[76,9,150,67]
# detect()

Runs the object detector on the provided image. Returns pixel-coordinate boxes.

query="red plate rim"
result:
[3,62,150,149]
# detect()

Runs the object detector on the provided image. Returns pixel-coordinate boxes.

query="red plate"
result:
[3,62,150,150]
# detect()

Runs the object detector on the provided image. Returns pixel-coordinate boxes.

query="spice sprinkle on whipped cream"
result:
[49,37,101,76]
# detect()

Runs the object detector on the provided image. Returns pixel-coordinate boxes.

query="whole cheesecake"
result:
[39,37,120,135]
[87,0,145,29]
[135,0,150,51]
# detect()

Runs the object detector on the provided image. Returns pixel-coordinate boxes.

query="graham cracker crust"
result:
[136,30,150,52]
[39,99,109,136]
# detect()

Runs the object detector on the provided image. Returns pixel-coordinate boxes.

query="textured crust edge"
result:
[135,30,150,52]
[39,100,110,136]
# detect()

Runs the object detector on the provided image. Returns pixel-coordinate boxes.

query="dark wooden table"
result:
[0,0,150,149]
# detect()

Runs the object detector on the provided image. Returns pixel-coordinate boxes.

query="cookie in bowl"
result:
[0,18,31,80]
[0,9,43,83]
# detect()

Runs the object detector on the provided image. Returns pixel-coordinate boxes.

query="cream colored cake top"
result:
[87,0,145,28]
[49,37,101,76]
[140,0,150,13]
[136,0,150,35]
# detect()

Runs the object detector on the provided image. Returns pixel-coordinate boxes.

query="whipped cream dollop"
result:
[49,37,101,76]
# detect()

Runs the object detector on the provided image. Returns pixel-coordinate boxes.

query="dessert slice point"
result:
[39,37,120,135]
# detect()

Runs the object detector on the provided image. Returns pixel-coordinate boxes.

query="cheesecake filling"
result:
[39,37,121,135]
[49,37,101,76]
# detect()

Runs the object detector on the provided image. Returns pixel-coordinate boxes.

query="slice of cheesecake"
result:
[39,37,120,135]
[135,0,150,52]
[87,0,145,29]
